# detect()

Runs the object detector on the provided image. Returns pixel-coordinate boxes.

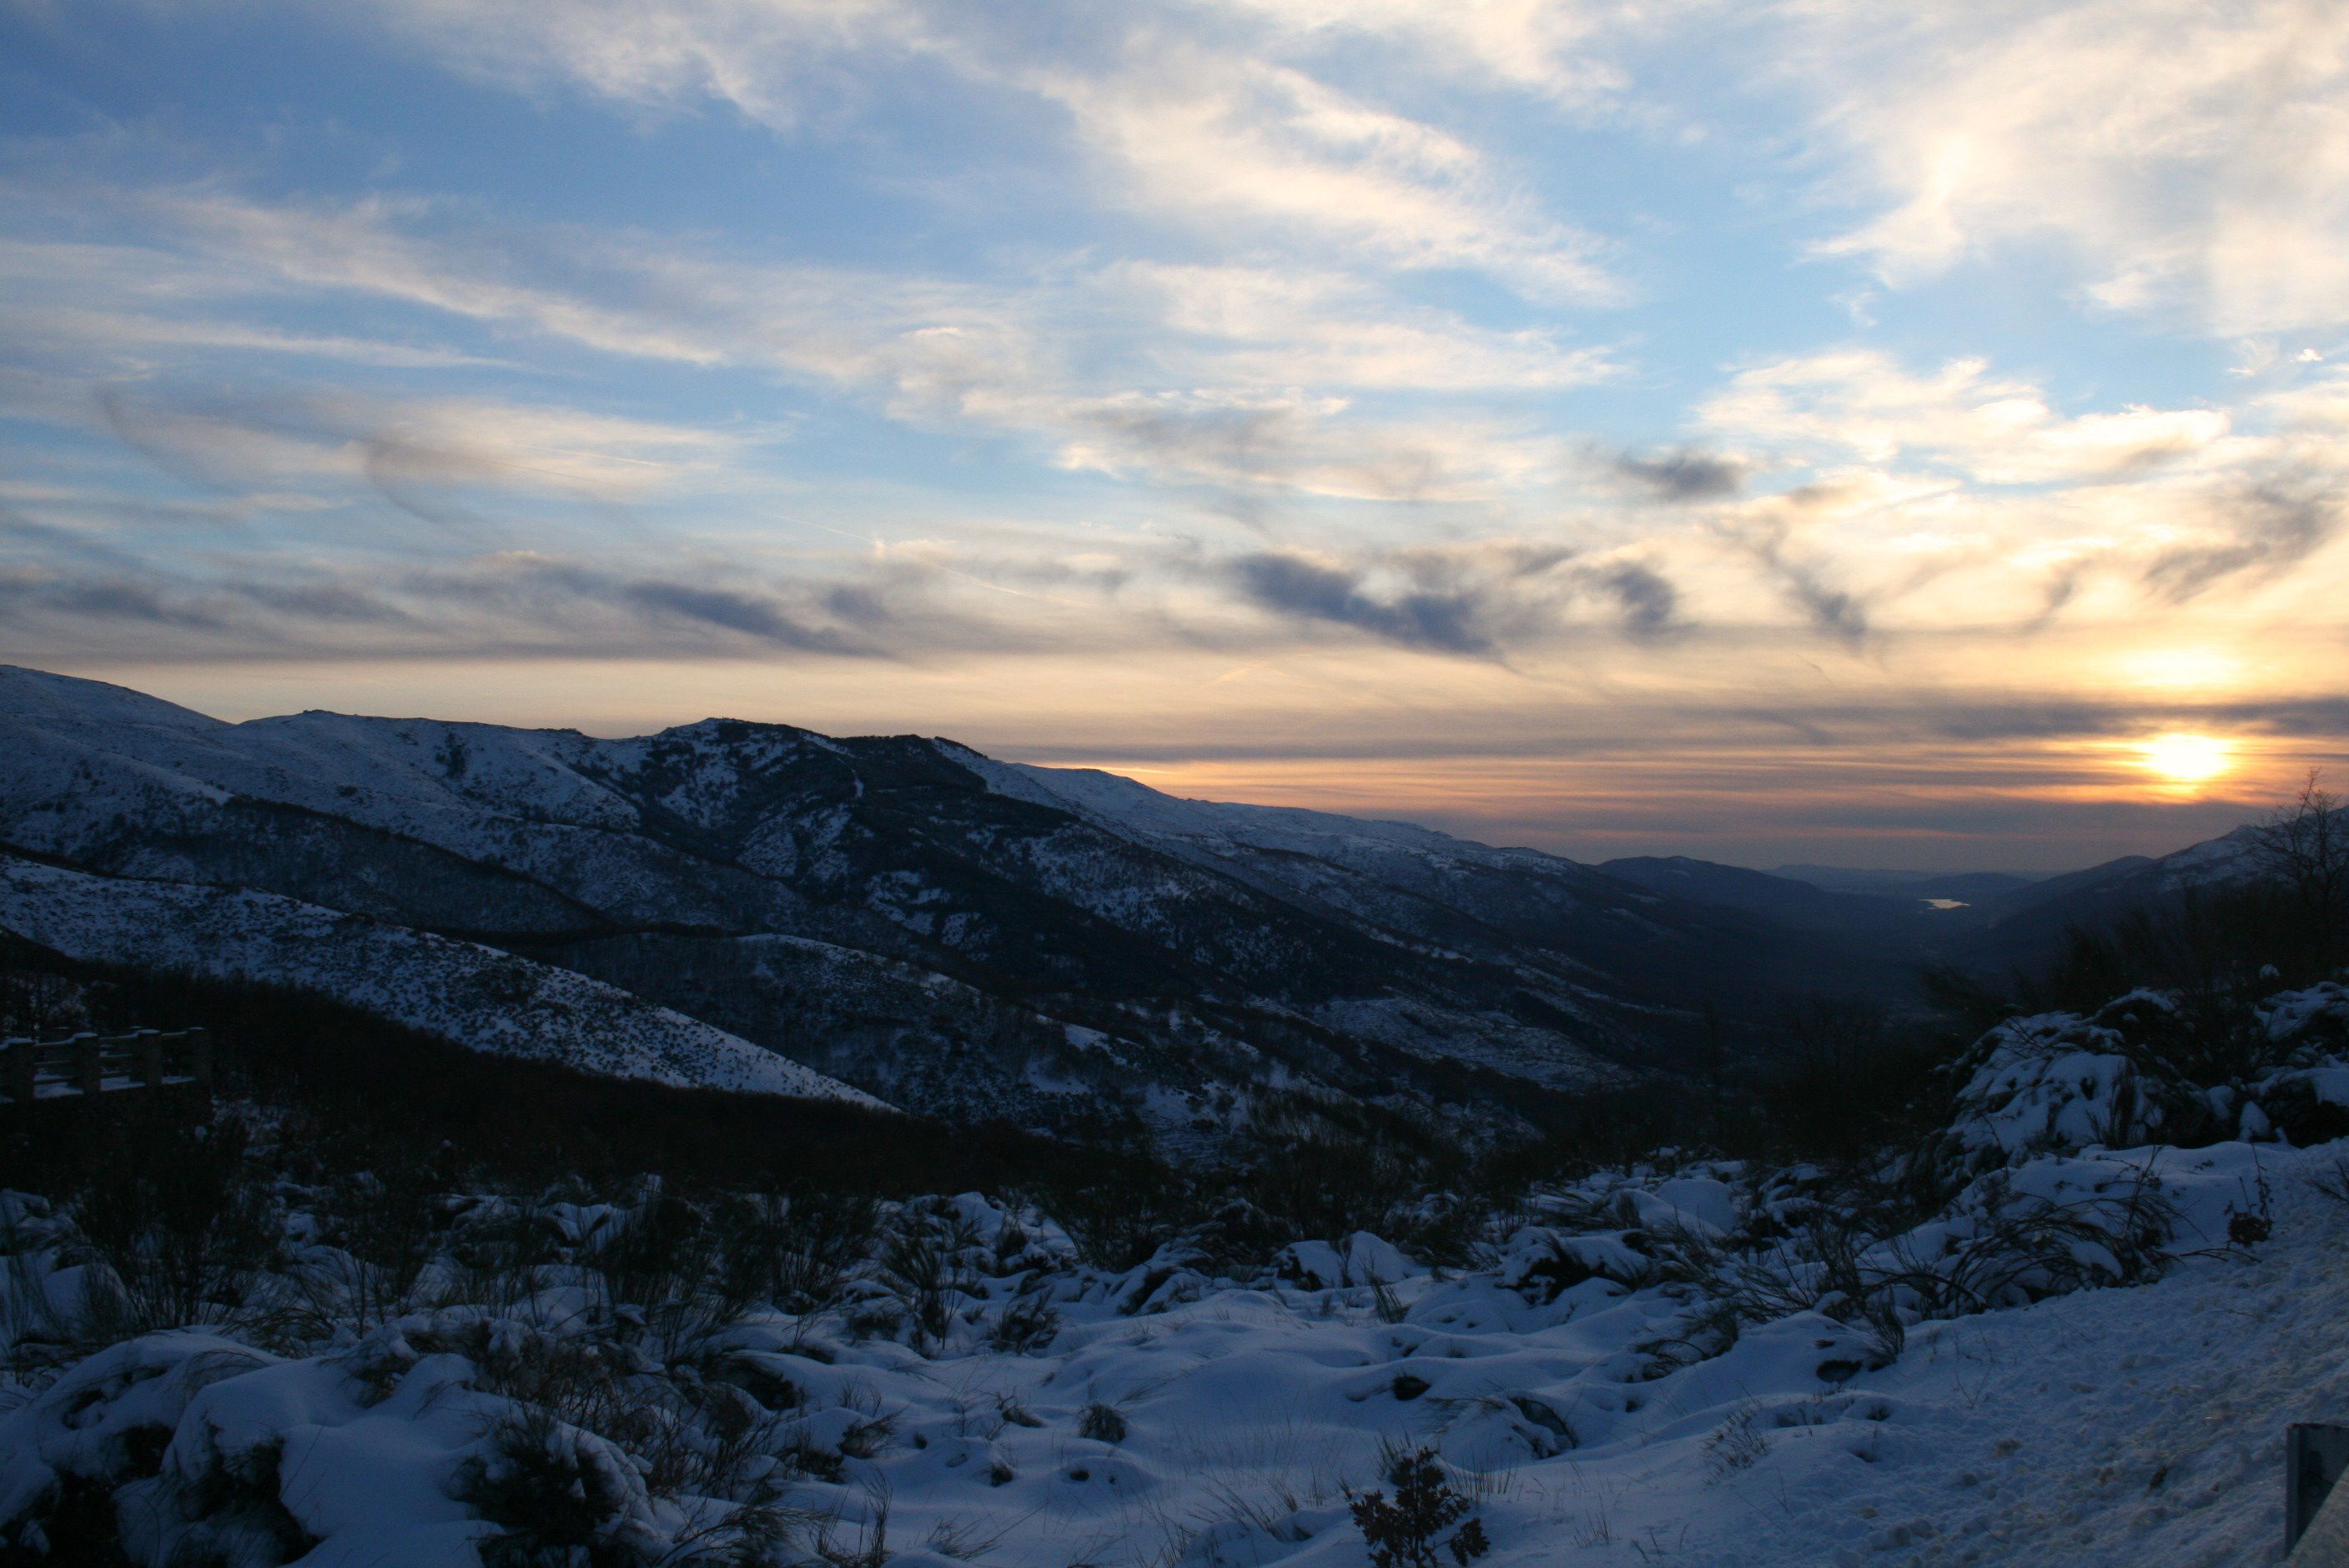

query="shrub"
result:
[156,1434,321,1568]
[453,1409,651,1568]
[64,1113,279,1344]
[1347,1445,1488,1568]
[0,1470,137,1566]
[987,1292,1060,1355]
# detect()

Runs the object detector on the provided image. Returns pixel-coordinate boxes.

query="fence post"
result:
[186,1027,214,1093]
[136,1030,164,1090]
[73,1033,102,1098]
[3,1039,29,1106]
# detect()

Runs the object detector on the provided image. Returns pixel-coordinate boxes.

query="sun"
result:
[2135,731,2235,785]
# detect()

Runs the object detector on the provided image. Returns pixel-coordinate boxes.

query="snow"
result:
[2,666,2340,1565]
[0,855,883,1107]
[955,751,1579,883]
[0,666,1642,1123]
[3,1133,2331,1568]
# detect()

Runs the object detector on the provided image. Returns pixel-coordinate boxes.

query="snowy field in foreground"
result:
[2,1136,2331,1568]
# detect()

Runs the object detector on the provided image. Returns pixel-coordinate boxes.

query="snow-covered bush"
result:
[1931,980,2349,1179]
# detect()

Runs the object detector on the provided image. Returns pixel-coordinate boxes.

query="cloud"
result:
[1049,389,1562,500]
[354,0,928,128]
[1117,263,1616,391]
[2142,467,2347,601]
[1229,550,1524,654]
[1723,515,1873,648]
[1791,0,2349,334]
[460,560,901,656]
[0,186,1602,504]
[1220,542,1685,653]
[332,0,1623,304]
[1612,446,1745,500]
[0,545,975,662]
[1206,0,1647,102]
[1587,560,1681,638]
[91,384,735,520]
[0,575,228,631]
[1698,349,2232,483]
[614,578,906,655]
[1029,39,1619,304]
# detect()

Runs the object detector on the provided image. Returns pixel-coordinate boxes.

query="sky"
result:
[3,0,2347,871]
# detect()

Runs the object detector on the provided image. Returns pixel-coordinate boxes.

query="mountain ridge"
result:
[0,668,1685,1143]
[0,666,2281,1145]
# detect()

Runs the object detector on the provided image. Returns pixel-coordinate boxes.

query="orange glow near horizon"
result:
[53,654,2334,872]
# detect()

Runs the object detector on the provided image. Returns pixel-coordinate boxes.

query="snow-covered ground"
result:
[0,1135,2324,1568]
[6,977,2344,1568]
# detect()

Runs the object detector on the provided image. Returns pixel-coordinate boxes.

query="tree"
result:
[1349,1447,1489,1568]
[2255,769,2349,974]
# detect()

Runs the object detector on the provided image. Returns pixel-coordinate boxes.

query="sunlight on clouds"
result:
[2118,647,2241,693]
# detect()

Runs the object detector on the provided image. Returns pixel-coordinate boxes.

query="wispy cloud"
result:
[334,0,1626,304]
[1611,446,1747,500]
[1789,0,2349,334]
[1698,350,2234,484]
[1028,39,1620,304]
[90,384,735,514]
[1221,541,1685,655]
[0,182,1607,504]
[2142,466,2347,601]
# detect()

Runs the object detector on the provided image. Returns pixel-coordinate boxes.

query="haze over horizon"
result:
[5,1,2346,871]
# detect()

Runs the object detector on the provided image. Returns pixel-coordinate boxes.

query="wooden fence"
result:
[0,1028,213,1108]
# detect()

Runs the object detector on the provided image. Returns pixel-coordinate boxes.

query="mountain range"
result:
[0,666,2273,1148]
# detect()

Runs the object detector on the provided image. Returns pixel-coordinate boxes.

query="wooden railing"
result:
[0,1028,213,1108]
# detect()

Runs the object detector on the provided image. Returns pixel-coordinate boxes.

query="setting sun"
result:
[2136,731,2235,785]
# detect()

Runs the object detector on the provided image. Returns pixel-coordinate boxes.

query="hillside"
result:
[0,666,1914,1143]
[0,666,2296,1143]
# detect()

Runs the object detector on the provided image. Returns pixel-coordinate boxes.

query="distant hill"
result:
[1771,865,2043,906]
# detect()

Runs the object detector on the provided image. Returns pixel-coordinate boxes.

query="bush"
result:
[453,1409,652,1568]
[63,1112,280,1345]
[153,1434,320,1568]
[1347,1446,1487,1568]
[987,1291,1060,1354]
[0,1471,136,1566]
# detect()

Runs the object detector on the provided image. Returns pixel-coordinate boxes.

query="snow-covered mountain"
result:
[0,666,2272,1139]
[0,666,1861,1139]
[0,856,877,1105]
